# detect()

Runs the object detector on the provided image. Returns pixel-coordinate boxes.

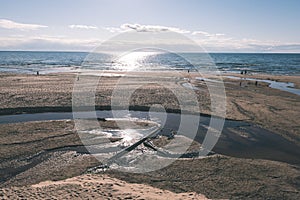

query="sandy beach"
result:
[0,71,299,199]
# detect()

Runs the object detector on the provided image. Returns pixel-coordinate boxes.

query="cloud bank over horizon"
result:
[0,20,299,53]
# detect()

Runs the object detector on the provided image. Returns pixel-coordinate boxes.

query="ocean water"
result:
[0,51,299,75]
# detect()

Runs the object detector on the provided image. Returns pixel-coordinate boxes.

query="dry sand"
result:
[0,174,207,200]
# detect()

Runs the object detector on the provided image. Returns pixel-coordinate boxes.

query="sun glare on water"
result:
[112,51,160,71]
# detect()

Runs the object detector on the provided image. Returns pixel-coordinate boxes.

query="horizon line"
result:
[1,50,300,54]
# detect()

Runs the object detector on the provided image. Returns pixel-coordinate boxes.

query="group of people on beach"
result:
[239,70,259,87]
[241,70,248,75]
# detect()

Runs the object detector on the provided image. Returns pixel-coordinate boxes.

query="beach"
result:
[0,71,299,199]
[0,71,299,144]
[1,0,300,198]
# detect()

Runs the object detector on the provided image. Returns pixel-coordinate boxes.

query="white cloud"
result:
[193,35,300,52]
[103,27,124,33]
[105,23,190,33]
[68,25,98,30]
[192,31,226,39]
[0,19,47,30]
[0,36,100,51]
[191,31,210,36]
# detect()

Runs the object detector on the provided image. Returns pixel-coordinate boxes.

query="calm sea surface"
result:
[0,51,299,75]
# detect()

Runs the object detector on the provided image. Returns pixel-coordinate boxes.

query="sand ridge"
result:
[1,174,208,199]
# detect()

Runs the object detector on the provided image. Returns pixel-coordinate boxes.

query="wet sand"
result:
[0,120,299,199]
[0,71,299,199]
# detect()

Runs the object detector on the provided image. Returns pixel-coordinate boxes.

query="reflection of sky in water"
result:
[86,128,144,147]
[225,76,300,96]
[80,127,151,149]
[79,117,161,149]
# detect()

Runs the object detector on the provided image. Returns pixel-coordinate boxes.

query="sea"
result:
[0,51,299,75]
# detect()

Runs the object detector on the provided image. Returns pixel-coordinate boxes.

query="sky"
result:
[0,0,300,52]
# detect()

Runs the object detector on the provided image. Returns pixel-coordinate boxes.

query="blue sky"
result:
[0,0,299,52]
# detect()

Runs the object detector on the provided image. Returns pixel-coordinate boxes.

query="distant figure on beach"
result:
[36,71,39,76]
[255,81,258,86]
[244,70,247,74]
[188,69,190,73]
[241,71,244,75]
